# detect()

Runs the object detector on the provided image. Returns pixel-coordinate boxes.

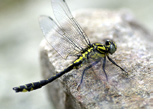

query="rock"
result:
[40,9,153,109]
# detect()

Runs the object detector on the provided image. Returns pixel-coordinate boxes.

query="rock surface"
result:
[40,9,153,109]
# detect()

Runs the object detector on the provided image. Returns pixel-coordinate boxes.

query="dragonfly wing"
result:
[51,0,90,49]
[39,16,81,58]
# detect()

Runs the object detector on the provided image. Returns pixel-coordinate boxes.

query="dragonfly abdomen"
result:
[13,80,49,92]
[13,64,76,92]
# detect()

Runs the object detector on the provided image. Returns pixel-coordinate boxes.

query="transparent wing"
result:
[51,0,90,50]
[39,16,82,58]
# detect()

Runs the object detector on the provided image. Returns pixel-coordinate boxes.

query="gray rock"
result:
[40,9,153,109]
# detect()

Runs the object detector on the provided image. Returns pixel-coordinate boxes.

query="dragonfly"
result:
[13,0,127,93]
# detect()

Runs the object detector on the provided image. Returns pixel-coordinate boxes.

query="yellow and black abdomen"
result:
[13,79,49,92]
[13,63,77,92]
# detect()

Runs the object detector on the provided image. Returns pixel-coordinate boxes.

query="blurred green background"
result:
[0,0,152,109]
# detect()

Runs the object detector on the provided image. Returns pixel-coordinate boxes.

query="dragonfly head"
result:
[105,40,117,55]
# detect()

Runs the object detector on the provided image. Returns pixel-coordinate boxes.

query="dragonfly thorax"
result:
[73,40,117,67]
[95,40,117,55]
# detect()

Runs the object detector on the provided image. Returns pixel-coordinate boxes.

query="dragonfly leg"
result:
[77,60,100,90]
[107,56,128,75]
[102,57,108,81]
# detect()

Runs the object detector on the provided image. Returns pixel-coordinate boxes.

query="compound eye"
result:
[109,44,116,54]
